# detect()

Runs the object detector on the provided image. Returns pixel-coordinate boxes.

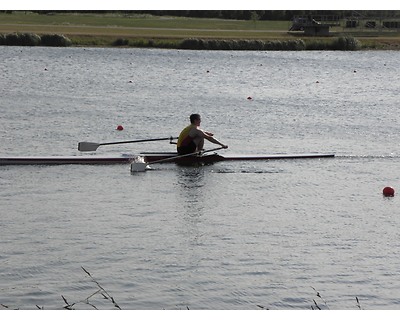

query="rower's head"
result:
[190,114,201,125]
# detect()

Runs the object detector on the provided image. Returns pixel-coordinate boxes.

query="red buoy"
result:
[383,186,395,197]
[116,125,124,131]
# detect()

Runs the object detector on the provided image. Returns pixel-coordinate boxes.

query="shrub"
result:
[252,40,266,50]
[332,36,361,51]
[180,38,356,51]
[113,38,129,46]
[286,39,307,50]
[18,33,41,46]
[306,40,330,50]
[130,39,148,47]
[2,33,58,46]
[5,33,20,45]
[180,38,203,50]
[40,34,72,47]
[237,40,252,50]
[218,40,233,50]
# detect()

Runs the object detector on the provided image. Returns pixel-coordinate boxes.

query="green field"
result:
[0,12,291,37]
[1,11,400,49]
[0,12,290,30]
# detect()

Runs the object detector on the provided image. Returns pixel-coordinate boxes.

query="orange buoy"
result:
[116,125,124,131]
[383,186,395,197]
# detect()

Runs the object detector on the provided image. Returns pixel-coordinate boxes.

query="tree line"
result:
[132,10,400,21]
[8,10,400,21]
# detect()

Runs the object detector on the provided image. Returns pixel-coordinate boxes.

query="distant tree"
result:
[250,11,260,22]
[26,10,400,21]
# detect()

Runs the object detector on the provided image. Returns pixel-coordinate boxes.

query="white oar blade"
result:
[78,142,100,152]
[131,162,149,172]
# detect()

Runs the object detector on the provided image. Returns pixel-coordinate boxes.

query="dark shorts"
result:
[177,141,196,155]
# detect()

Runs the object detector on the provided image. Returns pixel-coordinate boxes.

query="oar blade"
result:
[130,162,150,172]
[78,142,100,152]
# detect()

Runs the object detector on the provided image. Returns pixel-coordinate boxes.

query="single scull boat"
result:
[0,152,334,166]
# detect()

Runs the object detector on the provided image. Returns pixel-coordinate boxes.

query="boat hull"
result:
[141,152,335,165]
[0,155,135,166]
[0,153,334,166]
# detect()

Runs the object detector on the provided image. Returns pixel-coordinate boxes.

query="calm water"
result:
[1,47,400,310]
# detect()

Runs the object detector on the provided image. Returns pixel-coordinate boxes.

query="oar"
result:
[78,136,178,152]
[131,146,225,172]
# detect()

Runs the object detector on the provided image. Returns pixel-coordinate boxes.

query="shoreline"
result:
[1,13,400,50]
[2,32,400,51]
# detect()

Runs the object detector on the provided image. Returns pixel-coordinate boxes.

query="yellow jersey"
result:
[177,124,196,148]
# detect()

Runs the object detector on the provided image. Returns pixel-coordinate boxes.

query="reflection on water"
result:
[176,166,206,213]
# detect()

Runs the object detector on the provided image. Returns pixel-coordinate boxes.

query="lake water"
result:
[1,46,400,310]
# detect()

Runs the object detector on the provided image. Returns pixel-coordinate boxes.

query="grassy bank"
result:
[1,11,400,50]
[0,32,365,51]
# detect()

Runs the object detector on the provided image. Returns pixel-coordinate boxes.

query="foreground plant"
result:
[311,286,362,310]
[61,266,121,310]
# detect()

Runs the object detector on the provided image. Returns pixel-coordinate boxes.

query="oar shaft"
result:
[100,136,178,146]
[78,136,178,151]
[148,147,224,165]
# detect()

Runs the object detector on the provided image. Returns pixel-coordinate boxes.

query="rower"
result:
[177,114,228,155]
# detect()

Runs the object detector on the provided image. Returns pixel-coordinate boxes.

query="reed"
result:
[311,286,329,310]
[0,266,121,310]
[310,286,362,310]
[1,280,365,310]
[60,266,121,310]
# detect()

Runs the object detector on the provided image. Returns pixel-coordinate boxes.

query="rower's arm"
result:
[203,131,228,148]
